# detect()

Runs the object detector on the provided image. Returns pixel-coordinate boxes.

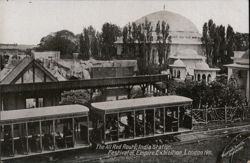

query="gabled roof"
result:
[0,57,58,84]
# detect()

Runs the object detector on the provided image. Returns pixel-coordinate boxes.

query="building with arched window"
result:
[169,59,186,80]
[224,50,249,102]
[193,60,220,82]
[169,49,220,82]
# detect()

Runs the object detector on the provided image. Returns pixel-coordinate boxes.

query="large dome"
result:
[135,10,199,33]
[134,10,201,45]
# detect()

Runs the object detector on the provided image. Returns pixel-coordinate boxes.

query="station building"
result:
[224,50,249,102]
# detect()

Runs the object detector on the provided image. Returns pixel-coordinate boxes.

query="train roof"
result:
[0,104,89,124]
[91,95,192,114]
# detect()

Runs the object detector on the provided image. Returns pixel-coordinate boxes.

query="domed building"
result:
[169,48,220,82]
[169,59,186,80]
[115,10,203,62]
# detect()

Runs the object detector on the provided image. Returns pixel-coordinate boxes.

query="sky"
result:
[0,0,249,45]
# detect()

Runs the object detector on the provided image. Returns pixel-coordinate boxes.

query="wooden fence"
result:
[192,106,250,124]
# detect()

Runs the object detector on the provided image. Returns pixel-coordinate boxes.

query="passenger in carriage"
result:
[43,132,54,150]
[30,132,41,152]
[146,113,154,135]
[63,126,73,147]
[55,132,64,148]
[15,136,27,155]
[3,130,13,156]
[135,114,144,136]
[125,113,134,137]
[105,117,118,141]
[155,111,163,133]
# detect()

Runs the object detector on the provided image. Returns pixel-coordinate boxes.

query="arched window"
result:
[197,74,201,81]
[173,70,176,77]
[177,70,181,78]
[207,74,211,82]
[202,74,206,82]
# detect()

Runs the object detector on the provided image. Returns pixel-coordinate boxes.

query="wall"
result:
[194,70,216,82]
[91,67,134,78]
[2,91,60,111]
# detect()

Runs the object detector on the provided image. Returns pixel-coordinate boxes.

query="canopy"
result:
[91,95,192,114]
[0,104,89,124]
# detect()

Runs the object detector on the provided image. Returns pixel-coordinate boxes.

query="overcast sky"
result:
[0,0,249,45]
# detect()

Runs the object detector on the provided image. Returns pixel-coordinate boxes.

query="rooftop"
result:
[169,59,186,68]
[169,49,205,60]
[135,10,199,33]
[0,44,37,51]
[0,104,89,124]
[91,95,192,113]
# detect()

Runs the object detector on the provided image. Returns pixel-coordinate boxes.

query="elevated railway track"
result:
[0,74,169,93]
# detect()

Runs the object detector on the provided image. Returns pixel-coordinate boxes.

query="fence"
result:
[192,106,250,124]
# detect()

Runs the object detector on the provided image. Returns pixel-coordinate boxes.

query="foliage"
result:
[121,19,171,75]
[101,23,122,60]
[234,32,249,51]
[36,30,78,59]
[79,26,99,60]
[169,80,246,109]
[202,19,249,73]
[156,21,171,66]
[60,89,90,106]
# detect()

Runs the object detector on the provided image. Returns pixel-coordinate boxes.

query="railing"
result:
[192,106,250,124]
[0,74,170,93]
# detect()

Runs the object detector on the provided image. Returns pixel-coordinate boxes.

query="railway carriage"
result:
[0,105,90,161]
[91,95,193,144]
[0,95,193,161]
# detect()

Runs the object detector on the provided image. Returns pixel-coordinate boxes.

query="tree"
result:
[172,80,246,109]
[101,23,121,60]
[37,30,78,59]
[60,90,90,106]
[79,26,98,60]
[234,32,249,51]
[202,19,216,66]
[202,20,237,71]
[226,25,235,64]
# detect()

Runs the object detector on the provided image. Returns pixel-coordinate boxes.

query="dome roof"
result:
[170,59,186,68]
[195,61,210,70]
[135,10,199,33]
[169,49,205,60]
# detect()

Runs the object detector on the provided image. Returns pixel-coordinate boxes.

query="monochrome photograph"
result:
[0,0,249,162]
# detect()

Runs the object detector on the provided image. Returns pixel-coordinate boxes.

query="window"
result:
[26,97,44,109]
[38,98,44,107]
[26,98,36,108]
[177,70,181,78]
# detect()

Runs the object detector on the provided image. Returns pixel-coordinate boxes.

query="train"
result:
[0,95,192,161]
